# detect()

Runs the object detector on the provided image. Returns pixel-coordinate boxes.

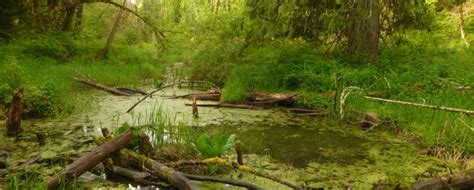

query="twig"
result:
[364,96,474,116]
[126,81,215,113]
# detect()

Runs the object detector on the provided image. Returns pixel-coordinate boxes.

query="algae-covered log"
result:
[113,148,200,190]
[47,129,133,190]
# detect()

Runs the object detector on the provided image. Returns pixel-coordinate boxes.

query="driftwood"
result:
[364,96,474,116]
[413,169,474,190]
[184,102,262,110]
[126,81,216,113]
[47,129,133,190]
[6,88,23,136]
[72,77,131,96]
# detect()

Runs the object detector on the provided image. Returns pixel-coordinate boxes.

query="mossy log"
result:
[47,129,133,190]
[6,88,23,136]
[113,148,200,190]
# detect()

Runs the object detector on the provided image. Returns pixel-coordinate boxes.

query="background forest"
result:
[0,0,473,189]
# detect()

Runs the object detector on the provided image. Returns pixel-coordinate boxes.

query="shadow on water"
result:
[201,121,370,168]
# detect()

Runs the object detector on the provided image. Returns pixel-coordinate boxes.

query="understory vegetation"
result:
[0,0,473,189]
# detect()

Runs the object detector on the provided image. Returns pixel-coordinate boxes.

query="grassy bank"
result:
[159,11,474,156]
[0,34,162,118]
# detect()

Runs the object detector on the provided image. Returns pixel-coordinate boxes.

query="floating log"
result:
[413,169,474,190]
[184,102,262,110]
[6,88,23,136]
[163,93,221,101]
[72,76,132,96]
[364,96,474,116]
[116,87,148,95]
[47,129,133,190]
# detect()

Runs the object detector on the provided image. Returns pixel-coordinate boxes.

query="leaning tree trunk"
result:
[96,0,127,59]
[460,3,470,48]
[347,0,380,59]
[5,88,23,136]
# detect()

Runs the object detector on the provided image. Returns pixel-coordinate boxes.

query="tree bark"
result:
[31,0,44,30]
[114,148,201,190]
[347,0,380,59]
[47,129,133,190]
[460,3,470,48]
[97,0,127,59]
[74,4,84,32]
[6,88,23,136]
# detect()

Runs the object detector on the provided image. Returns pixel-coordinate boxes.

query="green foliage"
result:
[193,133,236,158]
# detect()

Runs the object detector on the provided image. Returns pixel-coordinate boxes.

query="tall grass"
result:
[0,33,163,117]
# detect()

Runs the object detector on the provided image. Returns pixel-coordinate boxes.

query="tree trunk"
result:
[97,0,127,59]
[47,129,133,190]
[31,0,44,30]
[460,3,470,48]
[62,7,77,31]
[74,4,84,32]
[6,88,23,136]
[347,0,380,59]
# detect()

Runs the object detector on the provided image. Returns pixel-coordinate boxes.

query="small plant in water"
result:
[193,133,236,159]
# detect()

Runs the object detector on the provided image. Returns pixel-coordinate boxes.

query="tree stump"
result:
[6,88,23,136]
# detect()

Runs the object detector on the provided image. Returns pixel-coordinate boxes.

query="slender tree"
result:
[347,0,381,59]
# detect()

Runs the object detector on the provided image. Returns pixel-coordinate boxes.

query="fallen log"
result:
[183,173,263,190]
[114,148,200,190]
[162,93,221,101]
[91,163,157,187]
[202,158,303,190]
[116,87,148,95]
[184,102,262,110]
[364,96,474,116]
[6,88,23,136]
[247,92,298,105]
[413,169,474,190]
[72,76,132,96]
[47,129,133,190]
